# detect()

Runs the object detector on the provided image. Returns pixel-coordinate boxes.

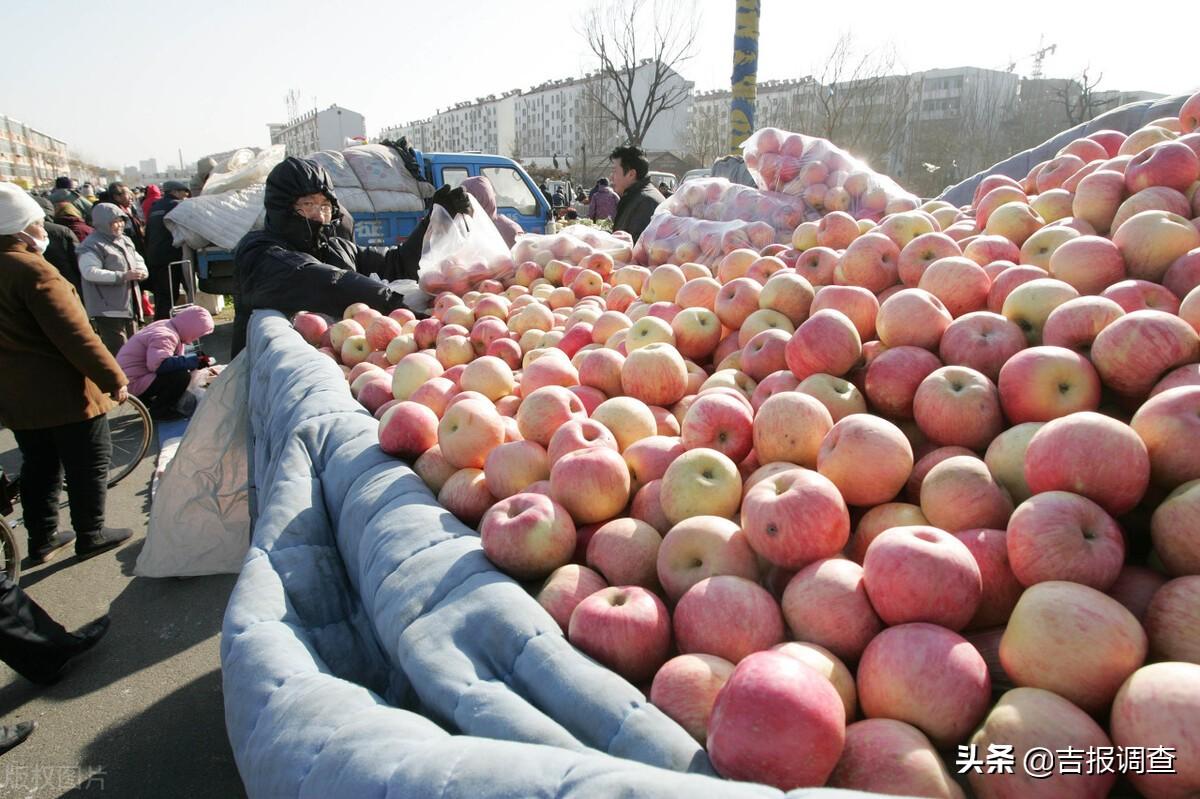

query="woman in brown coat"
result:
[0,183,133,563]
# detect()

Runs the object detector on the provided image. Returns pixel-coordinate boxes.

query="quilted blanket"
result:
[220,311,873,798]
[937,93,1188,207]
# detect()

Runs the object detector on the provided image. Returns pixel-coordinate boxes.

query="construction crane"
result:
[1005,36,1057,79]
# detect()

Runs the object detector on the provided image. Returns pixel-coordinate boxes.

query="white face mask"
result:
[18,231,50,254]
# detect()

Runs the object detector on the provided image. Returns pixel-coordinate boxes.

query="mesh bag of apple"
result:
[632,214,789,268]
[511,228,634,273]
[418,194,516,295]
[290,95,1200,796]
[742,127,920,221]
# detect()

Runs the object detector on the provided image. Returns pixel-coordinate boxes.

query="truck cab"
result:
[192,150,550,294]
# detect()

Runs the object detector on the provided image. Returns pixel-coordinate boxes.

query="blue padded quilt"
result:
[220,311,877,798]
[937,93,1188,207]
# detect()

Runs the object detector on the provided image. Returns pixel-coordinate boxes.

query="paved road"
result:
[0,321,245,798]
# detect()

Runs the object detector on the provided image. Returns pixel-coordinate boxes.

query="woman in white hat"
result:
[0,182,134,564]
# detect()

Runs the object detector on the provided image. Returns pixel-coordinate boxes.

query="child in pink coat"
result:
[116,306,214,418]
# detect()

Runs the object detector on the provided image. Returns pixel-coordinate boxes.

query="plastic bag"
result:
[663,177,810,229]
[741,128,918,220]
[201,146,286,196]
[633,214,781,267]
[511,228,633,268]
[418,194,515,294]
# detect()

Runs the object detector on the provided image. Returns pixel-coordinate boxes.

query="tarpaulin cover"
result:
[220,310,875,798]
[937,94,1189,207]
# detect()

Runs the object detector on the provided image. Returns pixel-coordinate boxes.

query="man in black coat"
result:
[34,196,84,295]
[145,181,191,320]
[609,145,665,244]
[231,157,455,356]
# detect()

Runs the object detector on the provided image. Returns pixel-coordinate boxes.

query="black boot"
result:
[27,530,77,566]
[75,528,133,561]
[0,721,35,755]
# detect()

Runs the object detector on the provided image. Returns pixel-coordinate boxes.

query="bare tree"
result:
[806,35,918,171]
[684,95,728,168]
[1057,68,1107,125]
[580,0,700,146]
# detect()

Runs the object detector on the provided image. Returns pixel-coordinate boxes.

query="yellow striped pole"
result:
[729,0,761,153]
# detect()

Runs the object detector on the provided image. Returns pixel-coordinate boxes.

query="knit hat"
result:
[0,182,46,235]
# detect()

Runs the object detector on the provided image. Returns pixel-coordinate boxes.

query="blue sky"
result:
[3,0,1195,169]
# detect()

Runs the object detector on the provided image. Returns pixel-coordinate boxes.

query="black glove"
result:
[431,185,472,217]
[197,354,214,368]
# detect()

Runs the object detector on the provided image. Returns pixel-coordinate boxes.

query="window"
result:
[441,167,469,188]
[483,166,538,216]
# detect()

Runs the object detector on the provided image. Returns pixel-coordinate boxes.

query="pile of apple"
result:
[633,212,789,268]
[288,92,1200,798]
[742,127,920,221]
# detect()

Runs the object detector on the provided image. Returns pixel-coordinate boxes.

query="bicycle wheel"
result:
[0,516,20,582]
[107,395,153,488]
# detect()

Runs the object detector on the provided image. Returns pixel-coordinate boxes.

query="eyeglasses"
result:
[295,200,333,215]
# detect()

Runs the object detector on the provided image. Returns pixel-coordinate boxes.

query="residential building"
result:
[0,114,70,188]
[270,104,366,156]
[139,158,158,177]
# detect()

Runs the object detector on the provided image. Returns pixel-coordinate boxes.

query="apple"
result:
[817,414,912,507]
[980,422,1043,505]
[1144,576,1200,663]
[1030,187,1075,222]
[329,318,366,353]
[482,439,551,500]
[796,373,867,421]
[391,352,445,401]
[591,396,658,452]
[864,345,942,418]
[794,246,839,286]
[877,210,936,249]
[549,447,630,525]
[629,479,671,535]
[1071,169,1127,234]
[898,232,962,287]
[786,309,862,380]
[1007,490,1125,590]
[1000,581,1147,714]
[1024,411,1150,517]
[968,688,1117,799]
[1131,386,1200,490]
[516,385,587,447]
[781,558,883,662]
[1152,479,1200,576]
[568,586,670,684]
[437,468,495,527]
[707,650,846,790]
[835,232,900,294]
[920,455,1013,532]
[577,348,625,398]
[1036,154,1086,192]
[938,311,1025,382]
[963,234,1021,267]
[817,210,860,249]
[649,653,735,745]
[655,515,759,603]
[863,526,982,630]
[740,466,850,569]
[674,575,785,663]
[660,448,743,526]
[1107,564,1170,623]
[849,502,928,562]
[1126,140,1200,193]
[681,392,754,463]
[987,264,1048,313]
[918,257,990,318]
[292,311,330,346]
[913,366,1003,450]
[811,285,878,341]
[456,355,514,402]
[1164,248,1200,299]
[771,641,856,723]
[829,718,964,798]
[713,277,763,331]
[618,342,687,407]
[1002,278,1080,346]
[436,398,505,470]
[1110,662,1200,799]
[479,492,576,579]
[1041,296,1125,354]
[412,445,456,493]
[376,400,439,460]
[984,201,1044,247]
[759,271,815,325]
[876,289,953,350]
[739,328,791,381]
[1103,278,1182,314]
[753,392,833,468]
[996,345,1102,423]
[857,623,991,748]
[1111,186,1192,232]
[585,517,663,590]
[1113,210,1200,283]
[669,307,721,361]
[675,276,721,311]
[621,435,684,495]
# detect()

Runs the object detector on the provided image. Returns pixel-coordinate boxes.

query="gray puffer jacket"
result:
[76,203,147,319]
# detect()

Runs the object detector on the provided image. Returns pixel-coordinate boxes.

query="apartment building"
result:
[0,115,70,188]
[268,104,366,157]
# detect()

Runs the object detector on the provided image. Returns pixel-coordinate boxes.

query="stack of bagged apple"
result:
[289,92,1200,798]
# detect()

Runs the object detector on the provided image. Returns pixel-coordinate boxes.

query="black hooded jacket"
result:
[230,157,418,355]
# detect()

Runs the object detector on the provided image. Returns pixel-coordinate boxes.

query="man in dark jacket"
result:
[145,181,191,320]
[33,196,85,294]
[48,177,92,222]
[231,157,448,356]
[609,145,665,244]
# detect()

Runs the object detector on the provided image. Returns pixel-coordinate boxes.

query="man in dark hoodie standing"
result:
[608,145,665,244]
[145,181,191,320]
[231,157,461,356]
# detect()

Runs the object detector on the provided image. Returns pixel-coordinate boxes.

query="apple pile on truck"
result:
[292,92,1200,797]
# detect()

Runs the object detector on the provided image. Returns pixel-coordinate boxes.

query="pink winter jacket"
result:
[116,306,214,395]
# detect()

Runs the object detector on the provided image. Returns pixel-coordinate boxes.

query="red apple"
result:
[741,467,850,569]
[817,414,912,507]
[1041,296,1125,354]
[913,366,1003,450]
[585,517,663,590]
[1001,581,1147,714]
[997,345,1102,422]
[863,526,982,630]
[1024,411,1149,516]
[649,653,735,745]
[483,439,550,499]
[938,311,1025,382]
[568,586,671,684]
[1144,576,1200,663]
[437,467,495,527]
[876,289,952,350]
[549,447,631,525]
[1007,491,1125,590]
[660,448,743,526]
[785,309,862,380]
[920,455,1013,532]
[1110,662,1200,799]
[830,718,964,798]
[674,575,785,663]
[753,391,833,468]
[781,558,883,662]
[480,492,576,579]
[864,345,942,418]
[536,563,608,632]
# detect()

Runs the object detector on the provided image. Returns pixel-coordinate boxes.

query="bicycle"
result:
[0,395,154,581]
